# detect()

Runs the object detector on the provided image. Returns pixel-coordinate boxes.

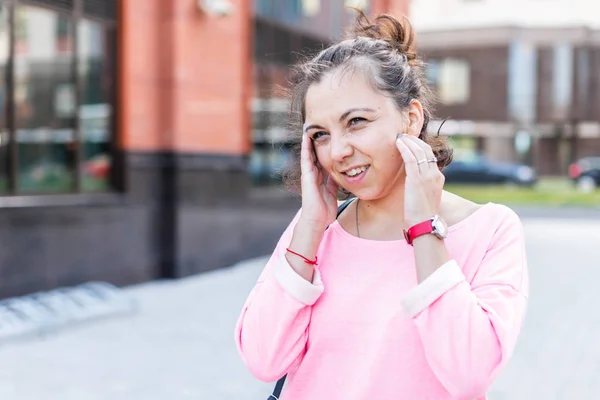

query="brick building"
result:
[411,0,600,175]
[0,0,409,299]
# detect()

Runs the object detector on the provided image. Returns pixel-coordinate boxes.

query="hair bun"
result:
[350,10,418,66]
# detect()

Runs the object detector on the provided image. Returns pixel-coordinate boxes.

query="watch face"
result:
[432,216,449,238]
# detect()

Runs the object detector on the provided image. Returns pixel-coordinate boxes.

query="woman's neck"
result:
[356,179,409,237]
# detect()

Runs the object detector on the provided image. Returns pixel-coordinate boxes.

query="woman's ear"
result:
[405,99,424,137]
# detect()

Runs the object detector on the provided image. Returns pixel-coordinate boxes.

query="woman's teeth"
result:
[345,166,369,177]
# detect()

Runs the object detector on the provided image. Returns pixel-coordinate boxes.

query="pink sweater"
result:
[235,203,529,400]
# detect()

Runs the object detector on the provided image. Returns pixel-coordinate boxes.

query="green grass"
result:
[445,178,600,207]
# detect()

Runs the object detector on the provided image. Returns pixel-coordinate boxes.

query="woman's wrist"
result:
[285,219,326,282]
[290,219,325,255]
[412,234,451,283]
[297,214,329,233]
[405,210,439,227]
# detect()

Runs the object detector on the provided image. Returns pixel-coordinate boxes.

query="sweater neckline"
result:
[329,202,495,245]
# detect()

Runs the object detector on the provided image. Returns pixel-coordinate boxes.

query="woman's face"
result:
[304,69,422,200]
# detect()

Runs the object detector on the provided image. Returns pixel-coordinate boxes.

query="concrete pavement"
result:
[1,216,600,399]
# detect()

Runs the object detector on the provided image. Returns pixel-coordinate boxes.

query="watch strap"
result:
[403,219,434,245]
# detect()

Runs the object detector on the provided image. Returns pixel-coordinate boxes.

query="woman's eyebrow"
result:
[303,107,375,133]
[303,123,325,133]
[339,107,376,122]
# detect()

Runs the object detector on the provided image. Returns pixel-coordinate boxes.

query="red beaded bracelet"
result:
[285,248,318,266]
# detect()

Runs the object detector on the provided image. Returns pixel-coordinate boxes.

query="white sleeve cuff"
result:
[272,253,324,306]
[401,260,465,318]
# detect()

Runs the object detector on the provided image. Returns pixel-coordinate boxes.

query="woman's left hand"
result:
[395,134,445,226]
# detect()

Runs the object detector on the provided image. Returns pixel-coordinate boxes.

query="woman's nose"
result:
[330,134,353,162]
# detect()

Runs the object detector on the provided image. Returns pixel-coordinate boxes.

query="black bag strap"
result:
[269,377,286,400]
[268,197,355,399]
[335,197,355,219]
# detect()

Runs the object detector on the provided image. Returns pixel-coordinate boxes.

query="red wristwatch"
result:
[403,215,449,245]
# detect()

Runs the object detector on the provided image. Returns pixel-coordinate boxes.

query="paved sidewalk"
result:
[0,257,272,400]
[1,217,600,399]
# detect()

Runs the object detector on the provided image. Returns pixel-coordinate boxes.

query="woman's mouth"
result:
[342,165,370,182]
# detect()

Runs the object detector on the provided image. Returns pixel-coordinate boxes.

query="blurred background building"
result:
[411,0,600,175]
[2,0,596,299]
[0,0,408,298]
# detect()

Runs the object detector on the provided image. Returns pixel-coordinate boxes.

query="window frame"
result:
[427,57,471,106]
[1,0,119,196]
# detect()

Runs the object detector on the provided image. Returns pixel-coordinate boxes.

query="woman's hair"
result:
[281,10,453,195]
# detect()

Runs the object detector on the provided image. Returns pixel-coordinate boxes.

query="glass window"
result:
[302,0,320,16]
[56,14,73,54]
[256,0,302,24]
[0,2,117,196]
[15,6,76,193]
[508,41,537,123]
[78,19,114,192]
[282,0,301,22]
[425,59,440,86]
[0,4,9,193]
[552,43,574,120]
[430,58,471,105]
[345,0,370,10]
[255,0,276,17]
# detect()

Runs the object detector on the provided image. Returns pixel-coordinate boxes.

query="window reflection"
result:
[78,19,113,192]
[0,5,9,192]
[344,0,370,10]
[14,6,75,193]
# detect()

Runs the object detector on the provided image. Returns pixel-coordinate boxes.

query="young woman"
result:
[236,11,528,400]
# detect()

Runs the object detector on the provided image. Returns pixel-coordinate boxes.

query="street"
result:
[0,214,599,400]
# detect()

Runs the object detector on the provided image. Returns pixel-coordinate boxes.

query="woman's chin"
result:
[338,176,395,201]
[348,187,383,202]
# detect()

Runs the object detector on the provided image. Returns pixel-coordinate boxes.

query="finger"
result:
[300,134,317,178]
[395,136,420,177]
[400,134,428,165]
[404,135,437,171]
[397,134,428,174]
[407,135,436,162]
[325,174,339,196]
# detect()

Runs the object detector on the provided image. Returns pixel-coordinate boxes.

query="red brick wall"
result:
[118,0,252,155]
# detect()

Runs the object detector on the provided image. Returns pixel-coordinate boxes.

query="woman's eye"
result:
[349,117,366,127]
[312,131,328,141]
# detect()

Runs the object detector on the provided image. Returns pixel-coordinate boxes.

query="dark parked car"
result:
[443,153,537,186]
[569,156,600,192]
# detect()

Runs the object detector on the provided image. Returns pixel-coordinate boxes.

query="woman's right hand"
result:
[298,134,340,231]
